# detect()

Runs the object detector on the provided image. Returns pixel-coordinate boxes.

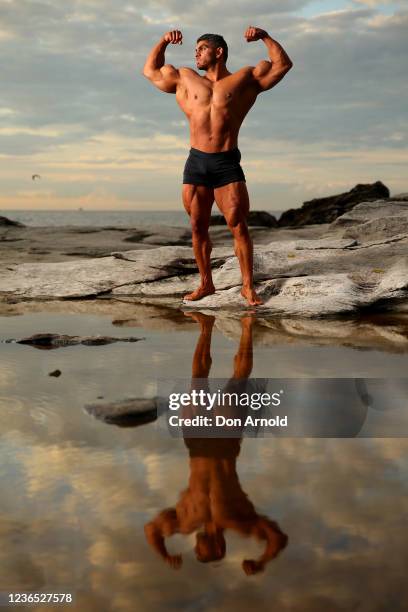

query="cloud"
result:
[0,0,406,210]
[1,427,408,608]
[353,0,397,6]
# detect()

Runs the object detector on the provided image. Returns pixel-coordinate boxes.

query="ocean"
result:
[0,209,285,227]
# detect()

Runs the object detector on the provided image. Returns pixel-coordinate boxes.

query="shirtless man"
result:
[142,27,293,306]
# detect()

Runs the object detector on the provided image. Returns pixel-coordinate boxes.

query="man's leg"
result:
[182,184,215,301]
[214,181,262,306]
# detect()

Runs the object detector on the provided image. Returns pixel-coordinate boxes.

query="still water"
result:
[0,307,407,611]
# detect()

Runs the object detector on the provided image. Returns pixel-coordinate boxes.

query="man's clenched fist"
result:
[244,26,268,42]
[163,30,183,45]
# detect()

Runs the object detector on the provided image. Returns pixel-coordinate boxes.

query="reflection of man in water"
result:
[143,28,293,306]
[144,313,288,574]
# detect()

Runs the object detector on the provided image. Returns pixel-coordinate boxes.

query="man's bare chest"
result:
[176,73,256,113]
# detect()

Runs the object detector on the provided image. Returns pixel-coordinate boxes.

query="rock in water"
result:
[49,369,62,377]
[210,211,278,227]
[278,181,390,227]
[84,397,158,427]
[0,215,25,227]
[6,333,144,349]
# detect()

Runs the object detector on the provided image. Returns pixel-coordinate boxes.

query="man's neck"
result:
[204,63,231,82]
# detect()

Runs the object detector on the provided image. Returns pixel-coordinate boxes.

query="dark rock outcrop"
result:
[210,211,278,227]
[278,182,390,228]
[49,369,62,377]
[5,333,144,349]
[0,215,25,227]
[84,397,158,427]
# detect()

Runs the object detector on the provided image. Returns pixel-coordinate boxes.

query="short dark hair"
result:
[196,33,228,63]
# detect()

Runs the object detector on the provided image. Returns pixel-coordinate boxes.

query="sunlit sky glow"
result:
[0,0,406,211]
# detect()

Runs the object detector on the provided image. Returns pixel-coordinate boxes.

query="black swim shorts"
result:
[183,147,246,188]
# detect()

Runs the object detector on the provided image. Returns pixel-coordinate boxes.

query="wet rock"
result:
[6,333,144,349]
[1,300,407,353]
[278,181,390,227]
[393,193,408,201]
[84,397,158,427]
[1,204,407,317]
[210,211,278,227]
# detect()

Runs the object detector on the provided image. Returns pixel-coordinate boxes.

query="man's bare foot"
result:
[241,286,263,306]
[184,284,215,301]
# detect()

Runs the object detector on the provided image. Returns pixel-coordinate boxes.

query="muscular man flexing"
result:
[142,27,293,306]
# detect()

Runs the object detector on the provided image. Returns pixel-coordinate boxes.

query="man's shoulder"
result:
[237,65,255,72]
[226,66,256,82]
[235,65,256,77]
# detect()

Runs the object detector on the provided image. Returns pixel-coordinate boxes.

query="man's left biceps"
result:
[254,60,272,77]
[258,68,289,90]
[257,76,278,91]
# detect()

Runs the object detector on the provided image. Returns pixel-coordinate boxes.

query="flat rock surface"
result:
[0,218,334,265]
[329,200,408,241]
[0,200,407,317]
[0,224,191,264]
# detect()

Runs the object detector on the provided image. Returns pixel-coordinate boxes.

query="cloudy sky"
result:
[0,0,407,212]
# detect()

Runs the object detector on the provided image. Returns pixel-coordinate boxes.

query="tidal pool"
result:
[0,306,407,611]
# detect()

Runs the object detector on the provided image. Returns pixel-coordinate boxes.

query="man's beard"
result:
[197,60,213,70]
